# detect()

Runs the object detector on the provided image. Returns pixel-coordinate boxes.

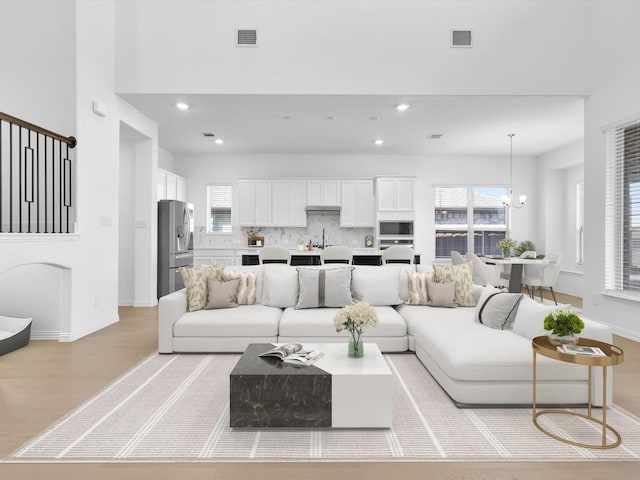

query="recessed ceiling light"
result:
[215,139,224,145]
[176,102,189,111]
[374,139,384,146]
[395,104,410,112]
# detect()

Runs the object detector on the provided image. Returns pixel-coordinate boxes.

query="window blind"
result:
[605,119,640,294]
[206,185,232,233]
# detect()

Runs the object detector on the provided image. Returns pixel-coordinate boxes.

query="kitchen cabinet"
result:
[272,180,307,226]
[157,168,186,202]
[193,249,240,267]
[306,179,341,206]
[340,180,374,227]
[376,177,414,213]
[238,179,272,226]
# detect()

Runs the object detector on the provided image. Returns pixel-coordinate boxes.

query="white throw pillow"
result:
[512,296,556,339]
[351,266,403,306]
[295,267,354,309]
[474,284,500,322]
[261,264,299,308]
[476,292,523,330]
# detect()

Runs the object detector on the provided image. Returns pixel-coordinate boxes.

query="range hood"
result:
[305,205,341,212]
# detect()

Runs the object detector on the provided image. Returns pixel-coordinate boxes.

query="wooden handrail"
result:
[0,111,76,148]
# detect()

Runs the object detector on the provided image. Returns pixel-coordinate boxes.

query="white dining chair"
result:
[382,246,415,264]
[466,253,509,289]
[450,251,467,265]
[258,245,291,264]
[522,252,563,304]
[321,246,352,264]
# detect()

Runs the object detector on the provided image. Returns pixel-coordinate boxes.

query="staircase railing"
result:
[0,112,76,233]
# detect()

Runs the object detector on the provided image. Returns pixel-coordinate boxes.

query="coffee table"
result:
[229,343,392,428]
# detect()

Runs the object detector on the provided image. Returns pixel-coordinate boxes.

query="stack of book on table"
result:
[557,344,606,357]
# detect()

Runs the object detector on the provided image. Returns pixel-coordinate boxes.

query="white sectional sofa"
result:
[158,263,613,406]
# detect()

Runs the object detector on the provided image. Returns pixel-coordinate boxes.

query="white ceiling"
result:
[119,94,584,157]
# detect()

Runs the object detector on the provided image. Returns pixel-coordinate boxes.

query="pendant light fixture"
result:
[501,133,527,209]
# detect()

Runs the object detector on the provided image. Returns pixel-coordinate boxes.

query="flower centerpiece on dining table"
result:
[333,302,378,358]
[497,238,517,258]
[543,307,585,346]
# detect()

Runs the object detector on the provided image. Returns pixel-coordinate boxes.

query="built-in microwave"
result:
[379,221,413,236]
[379,238,414,250]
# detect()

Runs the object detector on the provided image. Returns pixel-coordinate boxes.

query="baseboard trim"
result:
[133,299,158,307]
[59,315,119,342]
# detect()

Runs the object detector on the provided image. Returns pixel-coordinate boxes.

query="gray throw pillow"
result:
[477,292,523,330]
[205,278,240,309]
[295,267,354,309]
[426,278,457,308]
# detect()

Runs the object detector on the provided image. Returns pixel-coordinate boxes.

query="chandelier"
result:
[501,133,527,209]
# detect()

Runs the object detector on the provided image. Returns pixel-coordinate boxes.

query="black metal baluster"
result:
[9,123,13,232]
[0,120,3,233]
[19,126,22,232]
[36,132,40,233]
[44,136,48,233]
[59,140,62,233]
[65,144,71,233]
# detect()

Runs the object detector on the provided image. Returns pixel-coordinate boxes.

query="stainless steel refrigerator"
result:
[158,200,193,298]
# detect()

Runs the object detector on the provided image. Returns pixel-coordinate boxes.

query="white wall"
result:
[115,0,590,96]
[175,153,537,263]
[537,140,584,296]
[583,1,640,340]
[158,147,175,171]
[118,141,135,306]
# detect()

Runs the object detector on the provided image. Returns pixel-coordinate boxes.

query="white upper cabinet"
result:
[238,179,265,226]
[272,180,307,227]
[306,179,341,206]
[376,177,415,212]
[158,168,186,202]
[340,180,374,227]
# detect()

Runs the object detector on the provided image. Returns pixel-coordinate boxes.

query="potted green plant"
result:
[496,238,517,258]
[543,308,585,346]
[514,240,536,257]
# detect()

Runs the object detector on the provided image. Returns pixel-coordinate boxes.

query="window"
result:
[206,185,232,233]
[577,182,584,265]
[605,119,640,295]
[435,186,508,258]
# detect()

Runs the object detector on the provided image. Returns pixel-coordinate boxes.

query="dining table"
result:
[483,256,549,293]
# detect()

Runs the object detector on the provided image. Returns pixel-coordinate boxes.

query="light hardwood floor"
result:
[1,294,639,480]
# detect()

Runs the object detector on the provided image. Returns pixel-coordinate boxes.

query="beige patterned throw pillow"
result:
[221,269,257,305]
[180,264,225,312]
[432,262,475,307]
[406,271,431,305]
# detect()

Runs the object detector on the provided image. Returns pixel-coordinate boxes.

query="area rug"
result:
[4,352,640,463]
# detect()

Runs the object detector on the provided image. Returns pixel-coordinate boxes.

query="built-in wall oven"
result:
[377,221,414,250]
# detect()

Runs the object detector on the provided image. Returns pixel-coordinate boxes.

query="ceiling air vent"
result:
[426,134,444,140]
[451,30,472,48]
[236,28,257,47]
[202,132,215,137]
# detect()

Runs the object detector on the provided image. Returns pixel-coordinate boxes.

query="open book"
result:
[259,343,324,366]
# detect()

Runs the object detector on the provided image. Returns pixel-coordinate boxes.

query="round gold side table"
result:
[532,335,624,449]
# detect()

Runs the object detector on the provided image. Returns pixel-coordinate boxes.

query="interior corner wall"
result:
[158,147,175,171]
[119,141,135,306]
[118,99,160,308]
[583,1,640,340]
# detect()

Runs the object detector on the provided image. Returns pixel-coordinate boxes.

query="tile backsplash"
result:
[194,213,374,249]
